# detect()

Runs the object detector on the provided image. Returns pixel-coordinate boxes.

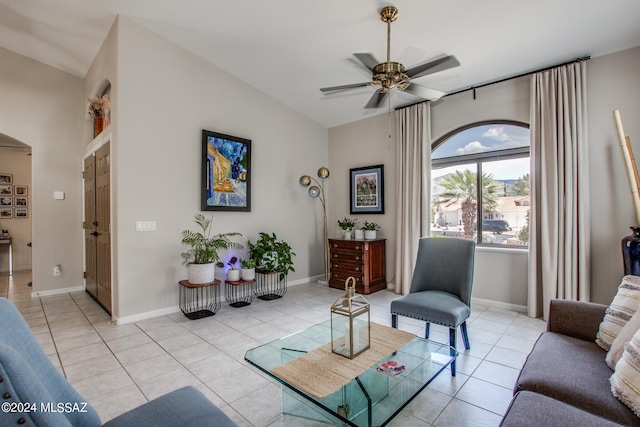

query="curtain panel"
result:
[528,61,591,319]
[394,103,431,295]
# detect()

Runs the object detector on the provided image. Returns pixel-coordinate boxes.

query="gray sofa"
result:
[500,299,639,426]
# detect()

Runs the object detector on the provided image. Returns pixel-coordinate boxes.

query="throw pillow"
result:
[607,307,640,370]
[611,327,640,416]
[597,275,640,351]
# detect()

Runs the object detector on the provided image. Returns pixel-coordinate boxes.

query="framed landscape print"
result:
[201,129,251,211]
[350,164,384,214]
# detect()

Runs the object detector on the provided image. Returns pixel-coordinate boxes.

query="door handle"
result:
[91,232,98,237]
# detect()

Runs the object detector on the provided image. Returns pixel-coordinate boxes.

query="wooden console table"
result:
[328,238,386,294]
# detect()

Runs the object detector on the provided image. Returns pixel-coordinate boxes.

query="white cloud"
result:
[455,141,489,155]
[483,126,529,148]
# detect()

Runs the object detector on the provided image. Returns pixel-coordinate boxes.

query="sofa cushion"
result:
[611,326,640,418]
[597,275,640,351]
[516,331,640,426]
[608,307,640,370]
[500,391,621,427]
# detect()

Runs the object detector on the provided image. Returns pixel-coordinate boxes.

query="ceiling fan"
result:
[320,5,460,109]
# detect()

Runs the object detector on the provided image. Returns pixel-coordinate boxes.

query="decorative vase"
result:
[364,230,377,240]
[354,229,365,239]
[187,263,215,284]
[93,117,106,138]
[343,230,353,240]
[622,226,640,276]
[241,268,256,281]
[227,269,241,282]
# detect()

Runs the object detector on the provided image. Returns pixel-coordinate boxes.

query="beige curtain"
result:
[394,103,431,295]
[528,61,591,319]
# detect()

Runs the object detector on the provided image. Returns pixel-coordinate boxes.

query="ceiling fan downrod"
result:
[373,6,410,92]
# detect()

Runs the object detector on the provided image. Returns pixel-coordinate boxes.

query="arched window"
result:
[431,122,530,247]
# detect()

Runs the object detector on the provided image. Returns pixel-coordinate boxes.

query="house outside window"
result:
[431,122,530,247]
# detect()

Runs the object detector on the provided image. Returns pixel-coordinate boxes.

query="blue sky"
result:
[433,124,530,159]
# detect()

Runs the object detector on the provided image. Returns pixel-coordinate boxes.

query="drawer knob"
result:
[355,246,360,250]
[355,256,360,261]
[355,267,360,271]
[333,244,337,247]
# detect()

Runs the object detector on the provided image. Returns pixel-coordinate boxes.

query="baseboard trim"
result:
[31,285,85,298]
[472,297,527,313]
[114,305,181,325]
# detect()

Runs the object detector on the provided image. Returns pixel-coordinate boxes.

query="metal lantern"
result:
[331,277,370,359]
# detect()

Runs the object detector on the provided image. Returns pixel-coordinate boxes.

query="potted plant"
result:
[248,232,296,281]
[87,94,110,137]
[226,256,241,282]
[338,217,358,240]
[181,213,242,284]
[240,258,256,281]
[362,221,380,240]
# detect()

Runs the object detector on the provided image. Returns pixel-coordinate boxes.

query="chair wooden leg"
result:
[460,321,470,350]
[425,322,430,339]
[391,313,398,328]
[449,327,457,376]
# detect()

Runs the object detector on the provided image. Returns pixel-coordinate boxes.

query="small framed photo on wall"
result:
[15,197,27,207]
[350,164,385,214]
[0,185,11,196]
[14,185,28,196]
[0,174,12,184]
[0,208,12,219]
[0,197,12,207]
[14,208,28,218]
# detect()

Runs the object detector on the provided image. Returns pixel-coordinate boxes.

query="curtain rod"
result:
[396,55,590,109]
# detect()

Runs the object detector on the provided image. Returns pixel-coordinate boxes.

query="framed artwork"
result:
[14,208,28,218]
[0,197,11,207]
[0,174,12,184]
[0,208,11,218]
[350,164,385,214]
[0,185,11,196]
[14,185,28,196]
[15,197,27,207]
[201,129,251,211]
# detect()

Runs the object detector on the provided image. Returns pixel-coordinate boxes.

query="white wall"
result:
[105,18,328,320]
[587,46,640,304]
[0,47,85,293]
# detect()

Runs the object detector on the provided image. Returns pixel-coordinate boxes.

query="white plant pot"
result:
[187,263,216,284]
[343,230,353,240]
[364,230,377,240]
[354,229,365,239]
[241,268,256,281]
[227,269,241,282]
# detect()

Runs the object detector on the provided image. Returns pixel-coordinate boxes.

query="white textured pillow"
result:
[607,307,640,370]
[597,275,640,351]
[611,327,640,416]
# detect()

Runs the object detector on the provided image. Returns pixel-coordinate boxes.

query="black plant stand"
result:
[255,270,287,300]
[225,279,256,307]
[179,279,221,319]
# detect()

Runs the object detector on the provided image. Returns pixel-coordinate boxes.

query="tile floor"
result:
[1,270,546,426]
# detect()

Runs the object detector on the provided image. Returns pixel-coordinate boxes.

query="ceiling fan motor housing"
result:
[373,61,410,92]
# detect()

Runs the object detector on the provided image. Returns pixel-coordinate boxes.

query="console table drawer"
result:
[328,238,386,295]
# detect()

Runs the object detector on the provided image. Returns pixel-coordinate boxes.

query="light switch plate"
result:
[54,191,65,200]
[136,221,157,232]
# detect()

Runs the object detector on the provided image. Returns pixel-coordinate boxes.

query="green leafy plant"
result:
[362,221,380,231]
[240,258,256,269]
[248,232,296,280]
[181,214,243,265]
[338,217,357,231]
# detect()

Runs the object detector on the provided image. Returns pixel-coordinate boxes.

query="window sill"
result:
[476,245,528,255]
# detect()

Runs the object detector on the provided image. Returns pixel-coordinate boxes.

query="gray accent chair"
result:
[0,297,237,427]
[390,237,475,376]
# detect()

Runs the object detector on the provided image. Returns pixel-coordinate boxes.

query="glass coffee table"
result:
[245,320,456,427]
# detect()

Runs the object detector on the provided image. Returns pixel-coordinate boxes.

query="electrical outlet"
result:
[53,265,61,276]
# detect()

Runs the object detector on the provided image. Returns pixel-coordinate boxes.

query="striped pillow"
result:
[597,275,640,351]
[611,327,640,416]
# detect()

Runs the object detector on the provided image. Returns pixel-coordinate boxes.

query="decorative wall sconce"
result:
[299,166,330,283]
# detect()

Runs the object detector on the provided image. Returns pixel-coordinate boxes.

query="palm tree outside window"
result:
[431,122,530,247]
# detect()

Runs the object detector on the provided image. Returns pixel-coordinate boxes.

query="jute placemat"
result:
[270,322,416,399]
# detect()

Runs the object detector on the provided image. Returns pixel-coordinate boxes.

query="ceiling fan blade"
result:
[404,83,446,101]
[405,55,460,79]
[365,90,389,109]
[320,82,371,93]
[354,53,380,71]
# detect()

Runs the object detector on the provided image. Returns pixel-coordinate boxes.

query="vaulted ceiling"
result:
[1,0,639,128]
